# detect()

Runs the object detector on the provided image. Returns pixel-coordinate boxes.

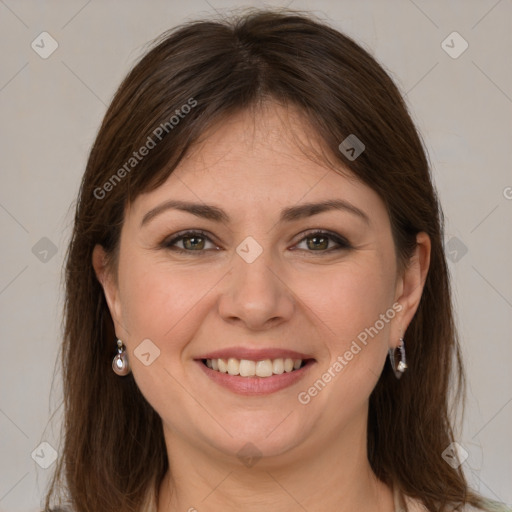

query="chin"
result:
[200,412,311,463]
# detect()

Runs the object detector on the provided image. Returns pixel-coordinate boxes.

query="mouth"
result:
[200,357,311,377]
[195,356,316,395]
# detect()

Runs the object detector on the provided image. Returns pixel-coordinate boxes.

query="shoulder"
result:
[467,500,512,512]
[401,493,512,512]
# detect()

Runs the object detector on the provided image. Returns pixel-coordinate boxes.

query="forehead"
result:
[177,103,342,180]
[127,103,386,223]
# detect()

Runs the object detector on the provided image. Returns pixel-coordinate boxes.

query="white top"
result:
[394,484,512,512]
[135,483,512,512]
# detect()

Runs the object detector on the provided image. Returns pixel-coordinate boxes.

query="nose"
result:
[217,243,295,330]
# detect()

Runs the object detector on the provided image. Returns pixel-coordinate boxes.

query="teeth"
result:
[204,357,304,377]
[227,358,239,375]
[272,358,284,374]
[255,359,273,377]
[239,359,256,377]
[218,358,228,373]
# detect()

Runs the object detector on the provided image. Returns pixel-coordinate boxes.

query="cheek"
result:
[296,259,395,351]
[115,257,216,407]
[328,264,396,391]
[117,252,226,358]
[288,260,397,433]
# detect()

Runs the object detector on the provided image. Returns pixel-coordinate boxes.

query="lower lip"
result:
[195,359,316,396]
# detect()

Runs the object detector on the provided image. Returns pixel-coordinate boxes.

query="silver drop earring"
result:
[389,337,407,379]
[112,339,131,376]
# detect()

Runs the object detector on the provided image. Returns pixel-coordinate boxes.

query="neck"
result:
[157,408,394,512]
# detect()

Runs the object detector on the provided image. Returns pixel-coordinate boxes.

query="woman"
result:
[44,9,511,512]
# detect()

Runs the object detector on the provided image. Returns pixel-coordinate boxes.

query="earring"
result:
[389,337,407,379]
[112,339,131,376]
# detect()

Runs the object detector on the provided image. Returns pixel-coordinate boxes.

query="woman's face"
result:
[95,104,425,464]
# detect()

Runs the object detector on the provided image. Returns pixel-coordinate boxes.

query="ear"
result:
[92,244,125,337]
[391,232,431,347]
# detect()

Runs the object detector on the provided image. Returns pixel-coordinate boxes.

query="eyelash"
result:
[161,229,352,255]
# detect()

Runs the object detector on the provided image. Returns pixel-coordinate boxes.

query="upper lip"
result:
[195,348,315,361]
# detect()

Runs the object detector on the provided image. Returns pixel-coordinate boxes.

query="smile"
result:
[203,357,305,377]
[196,357,316,395]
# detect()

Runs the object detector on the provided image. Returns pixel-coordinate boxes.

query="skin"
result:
[93,102,430,512]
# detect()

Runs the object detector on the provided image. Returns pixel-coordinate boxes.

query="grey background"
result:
[0,0,511,510]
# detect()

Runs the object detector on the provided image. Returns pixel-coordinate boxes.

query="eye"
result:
[161,229,351,255]
[162,230,218,253]
[293,230,351,252]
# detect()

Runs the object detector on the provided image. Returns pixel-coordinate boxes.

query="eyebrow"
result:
[140,198,370,227]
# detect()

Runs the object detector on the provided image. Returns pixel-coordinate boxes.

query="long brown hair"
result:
[45,9,489,511]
